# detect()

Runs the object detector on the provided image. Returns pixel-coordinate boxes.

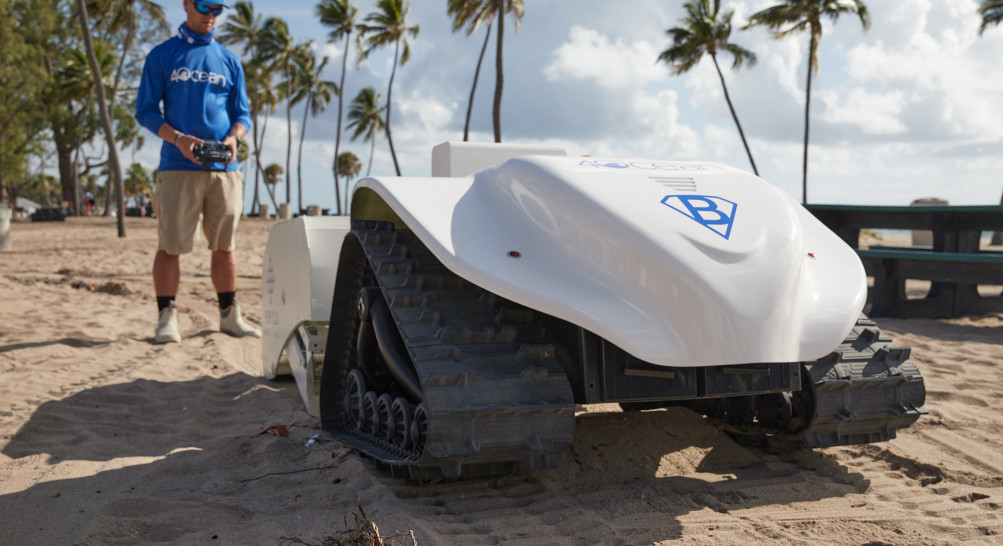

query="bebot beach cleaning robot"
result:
[262,142,926,480]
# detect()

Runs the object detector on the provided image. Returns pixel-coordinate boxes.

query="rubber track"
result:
[324,222,576,480]
[779,315,927,449]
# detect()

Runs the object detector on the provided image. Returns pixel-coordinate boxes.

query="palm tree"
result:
[346,87,386,177]
[218,1,264,213]
[358,0,419,176]
[447,0,524,143]
[336,150,362,214]
[746,0,869,203]
[262,163,283,211]
[74,0,125,236]
[88,0,168,115]
[447,1,502,141]
[218,1,262,56]
[661,0,758,175]
[317,0,357,213]
[258,17,296,205]
[81,0,167,215]
[491,0,523,143]
[979,0,1003,34]
[52,46,105,216]
[289,44,336,213]
[123,161,152,198]
[246,63,281,209]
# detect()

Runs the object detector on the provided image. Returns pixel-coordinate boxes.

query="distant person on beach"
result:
[135,0,259,344]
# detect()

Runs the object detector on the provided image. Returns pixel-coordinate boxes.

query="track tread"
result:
[780,315,927,449]
[322,223,575,479]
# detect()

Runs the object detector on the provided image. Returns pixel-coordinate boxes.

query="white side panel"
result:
[431,141,566,177]
[261,216,349,385]
[355,155,865,367]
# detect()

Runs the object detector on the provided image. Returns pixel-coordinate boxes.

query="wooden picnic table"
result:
[805,204,1003,318]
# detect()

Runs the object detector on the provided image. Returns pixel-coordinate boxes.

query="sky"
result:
[138,0,1003,213]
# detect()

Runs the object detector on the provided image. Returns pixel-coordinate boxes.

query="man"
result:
[135,0,260,344]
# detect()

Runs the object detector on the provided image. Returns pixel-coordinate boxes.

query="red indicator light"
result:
[807,252,817,259]
[508,251,521,258]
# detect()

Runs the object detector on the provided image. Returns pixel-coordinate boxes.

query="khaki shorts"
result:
[153,170,243,254]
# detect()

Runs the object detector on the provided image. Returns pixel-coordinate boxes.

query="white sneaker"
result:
[154,302,181,344]
[220,304,262,338]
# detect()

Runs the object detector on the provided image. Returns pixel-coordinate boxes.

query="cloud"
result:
[542,25,664,89]
[817,88,907,135]
[131,0,1003,212]
[841,3,1003,143]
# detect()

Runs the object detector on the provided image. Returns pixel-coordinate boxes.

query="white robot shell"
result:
[349,154,867,368]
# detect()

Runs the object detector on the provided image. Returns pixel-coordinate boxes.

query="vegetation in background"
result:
[317,0,358,216]
[346,86,386,179]
[4,0,1000,229]
[661,0,758,175]
[357,0,419,176]
[745,0,870,204]
[447,0,524,143]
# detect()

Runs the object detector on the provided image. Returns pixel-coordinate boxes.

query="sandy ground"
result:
[1,216,1001,545]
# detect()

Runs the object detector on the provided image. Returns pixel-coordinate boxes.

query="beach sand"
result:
[1,216,1001,545]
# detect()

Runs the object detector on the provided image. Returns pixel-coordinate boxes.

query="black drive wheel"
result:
[344,369,366,431]
[376,394,395,442]
[410,403,428,456]
[363,391,379,436]
[391,397,412,450]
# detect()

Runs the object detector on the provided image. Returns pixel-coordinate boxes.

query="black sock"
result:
[157,296,175,311]
[218,291,236,310]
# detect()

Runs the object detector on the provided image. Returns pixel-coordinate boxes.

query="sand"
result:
[1,216,1001,545]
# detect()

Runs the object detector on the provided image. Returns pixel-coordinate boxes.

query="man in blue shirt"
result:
[136,0,259,344]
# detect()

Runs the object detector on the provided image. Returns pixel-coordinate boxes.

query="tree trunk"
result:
[70,93,94,216]
[802,33,815,205]
[256,111,274,202]
[250,111,260,215]
[333,31,350,215]
[366,136,375,177]
[492,0,504,143]
[108,10,135,117]
[385,39,401,176]
[297,90,309,213]
[40,174,52,206]
[285,60,293,209]
[76,0,125,236]
[465,22,492,142]
[56,141,77,212]
[263,182,279,210]
[710,54,757,176]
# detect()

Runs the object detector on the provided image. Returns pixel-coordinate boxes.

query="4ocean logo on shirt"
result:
[170,67,227,87]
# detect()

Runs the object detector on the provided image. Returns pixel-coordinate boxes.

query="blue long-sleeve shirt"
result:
[135,29,251,172]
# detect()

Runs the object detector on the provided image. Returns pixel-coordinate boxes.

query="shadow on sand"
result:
[1,376,868,544]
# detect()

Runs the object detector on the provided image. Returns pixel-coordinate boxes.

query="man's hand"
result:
[222,134,239,164]
[176,134,204,164]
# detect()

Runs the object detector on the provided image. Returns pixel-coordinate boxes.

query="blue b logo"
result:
[661,195,737,240]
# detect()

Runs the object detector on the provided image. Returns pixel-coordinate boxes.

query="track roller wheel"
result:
[411,403,428,456]
[344,369,366,431]
[363,391,379,435]
[391,397,412,450]
[755,392,793,431]
[376,394,395,442]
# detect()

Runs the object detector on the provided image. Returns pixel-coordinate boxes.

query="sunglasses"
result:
[194,4,224,16]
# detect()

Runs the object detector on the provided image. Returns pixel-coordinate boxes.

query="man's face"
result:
[185,0,224,34]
